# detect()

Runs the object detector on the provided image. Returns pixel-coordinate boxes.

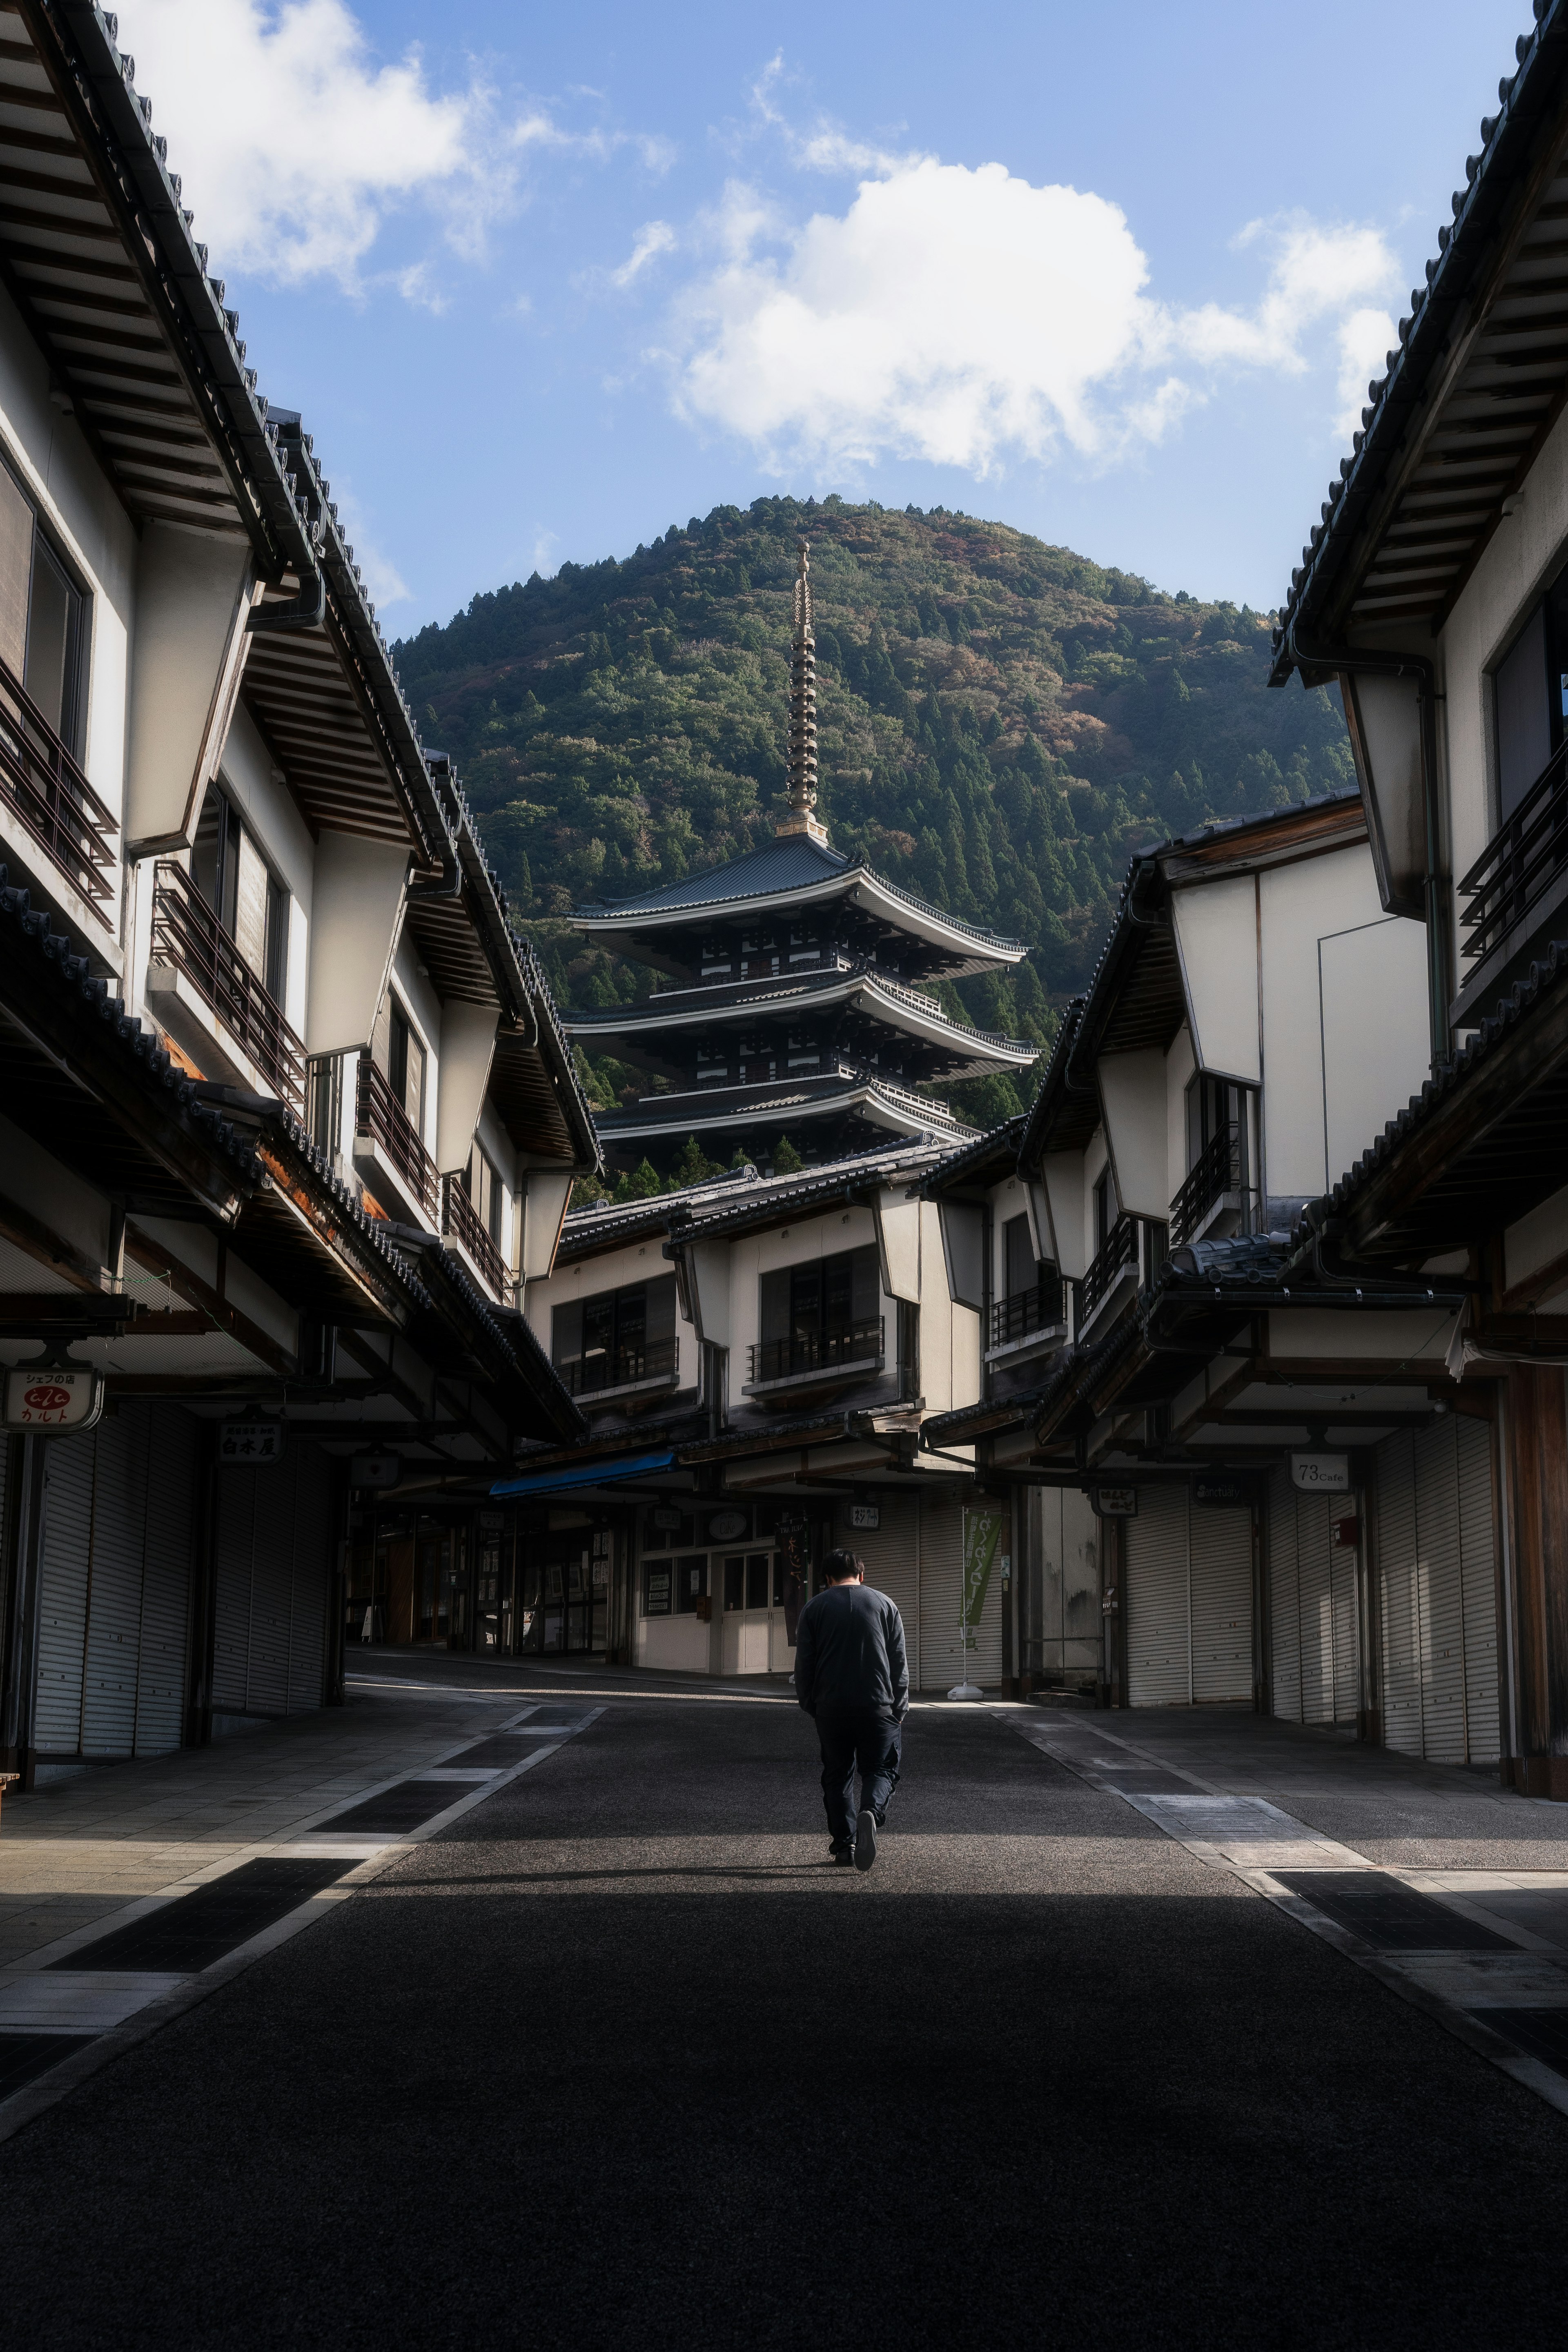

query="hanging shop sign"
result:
[3,1366,105,1436]
[650,1505,683,1531]
[219,1421,284,1466]
[848,1503,881,1531]
[1290,1452,1349,1493]
[1194,1477,1252,1508]
[349,1448,400,1488]
[708,1509,748,1542]
[1091,1486,1138,1517]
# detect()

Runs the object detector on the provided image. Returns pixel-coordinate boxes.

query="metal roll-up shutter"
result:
[244,1450,295,1716]
[1376,1432,1422,1757]
[34,1433,95,1753]
[1456,1417,1500,1765]
[1413,1421,1467,1764]
[1189,1503,1252,1703]
[1330,1518,1359,1726]
[1295,1491,1336,1724]
[134,1404,196,1756]
[844,1492,919,1695]
[286,1439,333,1712]
[81,1405,150,1758]
[1267,1465,1301,1721]
[212,1464,257,1715]
[1125,1484,1190,1706]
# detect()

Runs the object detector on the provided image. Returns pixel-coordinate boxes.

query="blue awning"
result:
[490,1450,675,1500]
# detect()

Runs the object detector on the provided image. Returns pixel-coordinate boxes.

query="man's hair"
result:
[823,1548,862,1582]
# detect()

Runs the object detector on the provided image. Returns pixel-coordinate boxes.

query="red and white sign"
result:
[4,1367,104,1434]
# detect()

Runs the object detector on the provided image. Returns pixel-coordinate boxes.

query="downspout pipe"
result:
[1285,623,1450,1075]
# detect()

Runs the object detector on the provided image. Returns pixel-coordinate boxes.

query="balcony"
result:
[0,648,117,938]
[745,1316,885,1397]
[442,1171,509,1303]
[146,860,305,1112]
[556,1334,679,1401]
[1169,1123,1247,1247]
[1078,1215,1140,1331]
[353,1054,439,1227]
[1456,741,1568,1018]
[987,1274,1067,1360]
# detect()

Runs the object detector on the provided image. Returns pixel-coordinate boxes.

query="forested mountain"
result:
[393,496,1351,1125]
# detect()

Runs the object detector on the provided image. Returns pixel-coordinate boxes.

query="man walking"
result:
[793,1549,909,1872]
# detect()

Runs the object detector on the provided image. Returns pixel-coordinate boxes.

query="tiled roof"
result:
[577,834,850,917]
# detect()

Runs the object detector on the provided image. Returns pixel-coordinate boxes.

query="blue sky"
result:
[118,0,1527,632]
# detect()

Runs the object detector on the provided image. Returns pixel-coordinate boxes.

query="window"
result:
[756,1244,880,1380]
[0,458,88,757]
[1003,1212,1036,1298]
[1093,1166,1115,1257]
[192,783,290,1000]
[552,1273,677,1393]
[468,1142,503,1244]
[1493,566,1568,823]
[384,998,425,1131]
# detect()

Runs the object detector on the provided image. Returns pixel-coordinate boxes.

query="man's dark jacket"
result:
[794,1583,909,1720]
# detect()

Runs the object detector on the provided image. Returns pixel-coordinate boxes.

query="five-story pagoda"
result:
[566,542,1038,1173]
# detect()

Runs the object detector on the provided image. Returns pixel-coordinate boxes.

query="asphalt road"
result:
[3,1685,1567,2349]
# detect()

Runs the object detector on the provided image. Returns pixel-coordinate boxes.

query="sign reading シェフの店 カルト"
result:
[3,1366,105,1434]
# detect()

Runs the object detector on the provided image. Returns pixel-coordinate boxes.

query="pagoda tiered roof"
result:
[590,1067,980,1149]
[566,958,1036,1078]
[573,832,1026,982]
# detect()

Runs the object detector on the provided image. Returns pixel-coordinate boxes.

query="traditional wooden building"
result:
[566,543,1037,1172]
[0,2,596,1781]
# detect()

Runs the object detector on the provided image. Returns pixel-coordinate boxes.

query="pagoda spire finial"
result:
[778,536,828,843]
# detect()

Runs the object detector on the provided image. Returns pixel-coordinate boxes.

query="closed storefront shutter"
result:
[213,1440,334,1721]
[1456,1418,1500,1765]
[34,1432,94,1753]
[1125,1484,1190,1705]
[212,1466,257,1715]
[1375,1419,1499,1766]
[1190,1504,1253,1703]
[1267,1465,1301,1722]
[286,1439,332,1711]
[1414,1422,1468,1764]
[134,1405,196,1757]
[81,1405,149,1758]
[1268,1474,1359,1726]
[844,1492,920,1695]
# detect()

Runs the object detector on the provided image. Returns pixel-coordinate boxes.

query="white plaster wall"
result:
[1258,843,1417,1200]
[1439,394,1568,904]
[990,1170,1031,1293]
[388,931,444,1154]
[1165,1023,1196,1208]
[0,278,136,819]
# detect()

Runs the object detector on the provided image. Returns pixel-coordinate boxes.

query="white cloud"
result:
[659,155,1401,477]
[114,0,673,296]
[610,222,677,289]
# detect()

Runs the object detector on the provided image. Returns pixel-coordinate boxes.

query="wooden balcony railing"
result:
[1169,1122,1245,1247]
[442,1172,509,1301]
[1458,739,1568,970]
[0,648,116,925]
[354,1054,439,1224]
[150,860,305,1111]
[748,1316,884,1386]
[1079,1215,1140,1323]
[989,1275,1065,1349]
[556,1334,679,1398]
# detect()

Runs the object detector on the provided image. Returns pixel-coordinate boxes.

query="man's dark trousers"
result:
[817,1706,901,1851]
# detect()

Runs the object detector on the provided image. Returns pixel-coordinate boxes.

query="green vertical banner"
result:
[961,1509,1003,1648]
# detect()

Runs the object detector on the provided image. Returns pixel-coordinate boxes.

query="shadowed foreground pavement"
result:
[2,1678,1566,2349]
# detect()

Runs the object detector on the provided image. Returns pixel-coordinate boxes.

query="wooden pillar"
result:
[1505,1365,1568,1799]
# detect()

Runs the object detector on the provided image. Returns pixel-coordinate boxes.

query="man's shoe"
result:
[830,1844,854,1865]
[854,1809,877,1872]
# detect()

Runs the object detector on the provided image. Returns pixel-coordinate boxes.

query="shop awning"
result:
[489,1450,675,1500]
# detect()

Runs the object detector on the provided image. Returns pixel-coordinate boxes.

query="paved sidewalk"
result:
[0,1648,546,1969]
